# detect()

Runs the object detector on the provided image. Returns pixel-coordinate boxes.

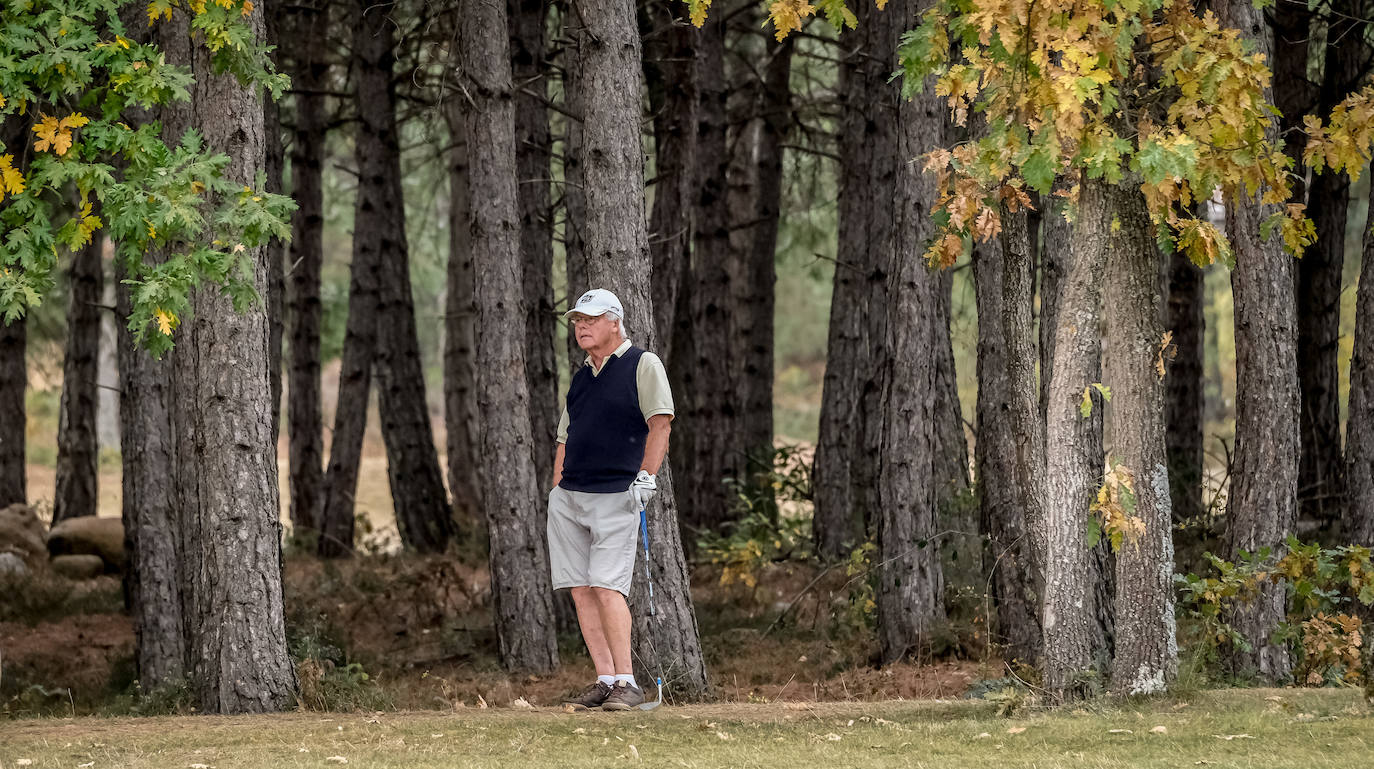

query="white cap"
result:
[564,288,625,319]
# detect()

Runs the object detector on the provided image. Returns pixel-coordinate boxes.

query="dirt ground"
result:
[0,558,986,715]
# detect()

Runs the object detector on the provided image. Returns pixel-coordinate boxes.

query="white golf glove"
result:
[630,470,657,510]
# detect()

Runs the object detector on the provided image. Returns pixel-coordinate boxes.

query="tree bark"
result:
[813,0,900,559]
[264,2,285,446]
[681,11,740,535]
[1103,182,1176,696]
[1347,172,1374,546]
[120,6,186,690]
[0,114,23,509]
[460,0,559,672]
[1296,2,1367,533]
[53,233,103,523]
[1043,174,1113,698]
[874,0,948,664]
[444,105,484,528]
[1218,0,1300,685]
[572,0,710,700]
[728,31,792,484]
[118,255,184,690]
[975,221,1042,664]
[283,0,329,543]
[173,1,296,712]
[0,320,22,511]
[641,3,696,362]
[355,2,454,554]
[561,0,589,371]
[1165,248,1205,525]
[512,0,559,490]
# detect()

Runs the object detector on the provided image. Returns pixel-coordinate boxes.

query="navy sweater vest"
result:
[560,346,648,493]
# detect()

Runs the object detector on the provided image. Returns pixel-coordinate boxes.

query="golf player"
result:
[550,288,673,711]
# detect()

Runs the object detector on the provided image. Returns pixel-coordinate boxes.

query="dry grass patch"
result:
[1,689,1369,769]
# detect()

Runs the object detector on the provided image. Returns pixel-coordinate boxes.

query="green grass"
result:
[1,689,1369,768]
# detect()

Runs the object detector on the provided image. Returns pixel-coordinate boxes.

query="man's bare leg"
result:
[570,587,615,677]
[592,587,633,675]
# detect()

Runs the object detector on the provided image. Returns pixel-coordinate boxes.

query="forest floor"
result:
[2,689,1370,768]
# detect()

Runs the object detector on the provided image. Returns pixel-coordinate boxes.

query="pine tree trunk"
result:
[320,1,389,558]
[1043,175,1113,698]
[681,12,739,535]
[641,4,696,361]
[729,32,791,481]
[561,0,588,371]
[53,233,103,523]
[0,315,24,508]
[120,7,186,689]
[0,115,25,509]
[975,222,1042,664]
[351,1,453,554]
[460,0,559,672]
[1297,3,1366,533]
[573,0,710,700]
[283,0,329,542]
[876,0,948,662]
[512,0,558,490]
[1103,182,1176,696]
[264,3,285,446]
[1347,175,1374,546]
[173,2,296,711]
[444,105,484,526]
[1217,0,1300,685]
[1165,248,1205,525]
[117,255,184,690]
[813,0,900,559]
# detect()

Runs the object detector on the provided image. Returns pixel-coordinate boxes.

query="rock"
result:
[0,504,47,565]
[0,551,29,578]
[50,554,106,580]
[46,516,126,572]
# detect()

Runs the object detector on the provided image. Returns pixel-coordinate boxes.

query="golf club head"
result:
[637,677,664,710]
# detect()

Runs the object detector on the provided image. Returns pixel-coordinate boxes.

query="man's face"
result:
[570,313,619,351]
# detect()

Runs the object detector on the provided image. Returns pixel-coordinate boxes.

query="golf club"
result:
[637,508,664,711]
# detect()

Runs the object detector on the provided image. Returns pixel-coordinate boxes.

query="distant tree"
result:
[53,231,103,523]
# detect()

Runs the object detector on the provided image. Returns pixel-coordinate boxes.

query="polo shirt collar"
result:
[585,338,633,372]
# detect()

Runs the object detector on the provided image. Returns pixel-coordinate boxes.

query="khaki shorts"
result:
[547,486,641,596]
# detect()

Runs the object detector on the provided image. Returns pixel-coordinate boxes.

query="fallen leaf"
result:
[629,745,640,761]
[80,764,95,768]
[1007,727,1027,734]
[325,758,349,764]
[783,702,812,711]
[430,733,443,738]
[824,733,842,741]
[716,731,732,741]
[511,697,533,709]
[573,728,587,735]
[17,761,33,767]
[846,719,854,727]
[974,732,992,739]
[1150,726,1168,734]
[1108,729,1133,734]
[297,748,309,753]
[189,765,212,769]
[562,703,578,714]
[1213,734,1254,741]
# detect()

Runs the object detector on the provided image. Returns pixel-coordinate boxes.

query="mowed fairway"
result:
[1,689,1369,769]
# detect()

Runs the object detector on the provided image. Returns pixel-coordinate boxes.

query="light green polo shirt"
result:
[556,338,674,443]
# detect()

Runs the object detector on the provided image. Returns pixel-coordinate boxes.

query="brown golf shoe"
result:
[563,681,613,710]
[600,680,645,711]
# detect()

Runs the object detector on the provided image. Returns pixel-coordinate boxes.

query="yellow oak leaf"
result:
[0,155,23,197]
[153,309,178,336]
[31,115,60,153]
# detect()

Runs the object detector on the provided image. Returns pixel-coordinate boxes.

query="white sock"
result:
[615,674,638,689]
[597,675,615,686]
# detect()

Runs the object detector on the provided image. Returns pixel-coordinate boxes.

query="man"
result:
[549,288,673,711]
